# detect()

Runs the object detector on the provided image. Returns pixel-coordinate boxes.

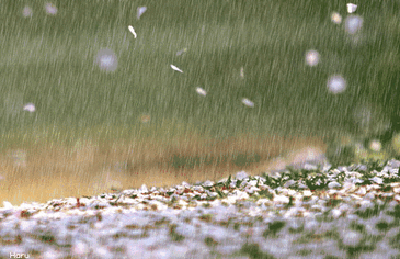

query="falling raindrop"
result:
[327,75,346,94]
[137,7,147,20]
[94,48,118,72]
[305,49,320,67]
[240,67,244,78]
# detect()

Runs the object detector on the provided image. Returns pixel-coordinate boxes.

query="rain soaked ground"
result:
[0,1,400,205]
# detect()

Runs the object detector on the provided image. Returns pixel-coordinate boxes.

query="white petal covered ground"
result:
[1,160,400,259]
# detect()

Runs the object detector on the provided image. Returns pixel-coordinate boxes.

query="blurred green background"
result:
[1,0,399,142]
[1,0,400,204]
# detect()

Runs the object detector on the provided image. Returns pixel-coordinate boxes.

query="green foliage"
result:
[0,0,399,148]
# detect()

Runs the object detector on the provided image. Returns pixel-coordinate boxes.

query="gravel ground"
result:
[1,159,400,259]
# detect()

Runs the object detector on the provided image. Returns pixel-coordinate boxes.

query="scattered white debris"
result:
[171,65,183,73]
[139,184,148,193]
[128,25,137,38]
[94,48,118,72]
[346,3,357,14]
[23,103,35,112]
[196,87,207,96]
[2,201,13,211]
[241,98,254,107]
[331,12,342,24]
[22,6,33,18]
[342,231,362,247]
[44,2,57,15]
[236,171,249,180]
[327,75,346,94]
[369,139,382,151]
[305,49,320,67]
[344,15,363,35]
[137,7,147,20]
[1,160,400,258]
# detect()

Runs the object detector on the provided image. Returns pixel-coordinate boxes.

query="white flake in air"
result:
[241,98,254,107]
[346,3,357,14]
[196,87,207,96]
[331,12,342,24]
[137,7,147,20]
[23,103,36,112]
[171,65,183,73]
[128,25,137,38]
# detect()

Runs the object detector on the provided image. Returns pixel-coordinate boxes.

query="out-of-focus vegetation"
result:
[0,0,399,204]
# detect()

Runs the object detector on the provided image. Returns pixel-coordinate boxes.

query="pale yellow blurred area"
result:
[0,133,327,205]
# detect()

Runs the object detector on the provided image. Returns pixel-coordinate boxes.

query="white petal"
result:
[305,49,320,67]
[23,103,36,112]
[22,6,33,17]
[346,3,357,13]
[331,12,342,24]
[128,25,137,38]
[2,201,13,209]
[241,98,254,107]
[137,7,147,20]
[327,75,346,94]
[44,3,57,15]
[344,15,363,35]
[196,87,207,96]
[171,65,183,72]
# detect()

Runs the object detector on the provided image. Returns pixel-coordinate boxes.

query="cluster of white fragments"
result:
[1,159,400,259]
